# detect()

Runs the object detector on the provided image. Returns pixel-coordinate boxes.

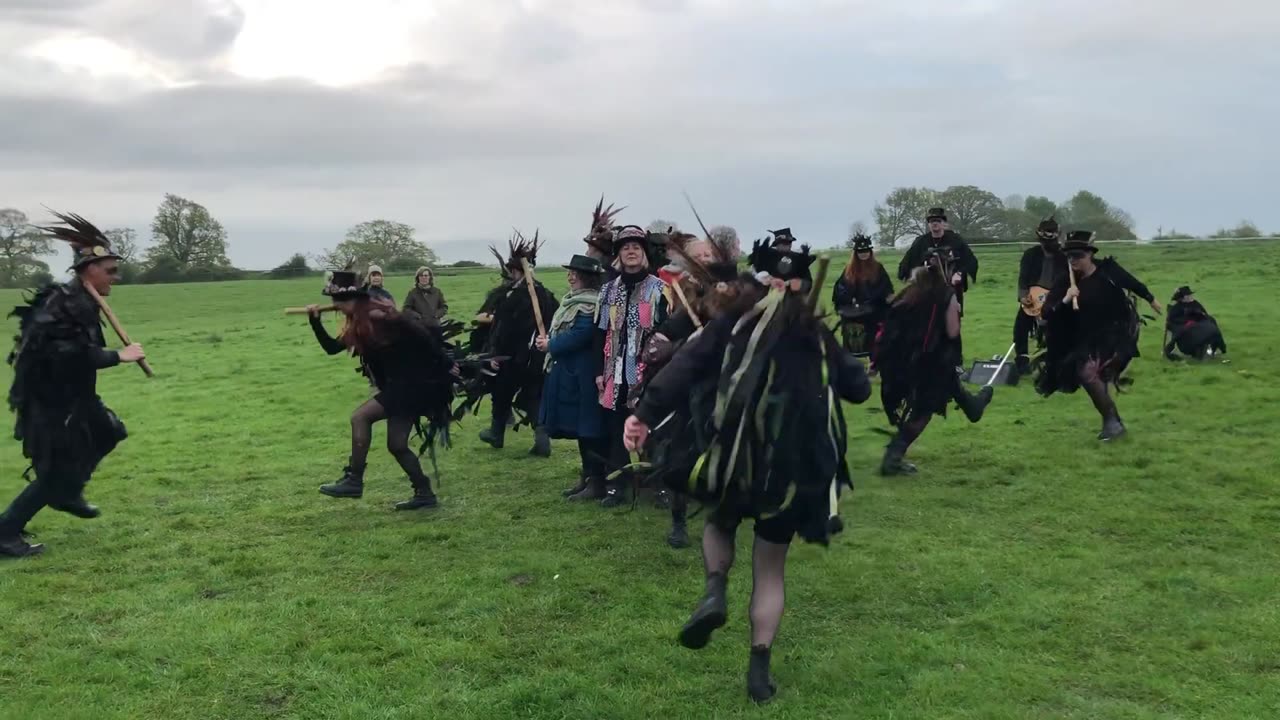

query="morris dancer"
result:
[877,247,994,475]
[625,241,871,703]
[478,232,559,455]
[306,267,456,509]
[1036,231,1161,440]
[2,212,147,558]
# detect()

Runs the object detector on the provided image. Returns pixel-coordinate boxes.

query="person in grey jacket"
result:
[402,267,448,326]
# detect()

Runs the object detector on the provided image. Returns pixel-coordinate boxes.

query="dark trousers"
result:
[0,460,92,536]
[577,436,610,479]
[604,408,631,485]
[1013,309,1038,358]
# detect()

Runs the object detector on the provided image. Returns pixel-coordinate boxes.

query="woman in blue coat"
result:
[536,255,609,499]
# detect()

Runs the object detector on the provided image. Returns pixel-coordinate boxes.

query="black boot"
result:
[50,495,101,519]
[0,533,44,558]
[747,645,777,704]
[1015,354,1031,376]
[1099,414,1127,441]
[395,476,439,511]
[667,519,690,549]
[319,466,364,498]
[954,384,993,423]
[569,477,606,502]
[562,472,589,498]
[880,437,917,476]
[529,426,551,457]
[479,414,506,449]
[599,481,627,508]
[678,572,728,650]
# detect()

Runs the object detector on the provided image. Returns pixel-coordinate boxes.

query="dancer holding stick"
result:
[2,211,147,558]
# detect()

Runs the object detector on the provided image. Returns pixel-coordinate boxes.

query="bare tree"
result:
[0,208,55,287]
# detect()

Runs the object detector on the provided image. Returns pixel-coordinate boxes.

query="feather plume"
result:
[39,209,119,266]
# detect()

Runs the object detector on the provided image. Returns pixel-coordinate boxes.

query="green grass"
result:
[2,241,1279,719]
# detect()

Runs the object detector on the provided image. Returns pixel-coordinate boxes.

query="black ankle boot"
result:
[667,519,690,549]
[956,385,994,423]
[569,477,606,501]
[479,414,506,449]
[678,572,728,649]
[50,495,101,519]
[529,426,551,457]
[880,439,917,476]
[1099,414,1127,441]
[599,480,627,508]
[1015,354,1031,376]
[562,473,589,498]
[0,533,44,558]
[396,472,439,510]
[747,645,777,703]
[320,466,364,498]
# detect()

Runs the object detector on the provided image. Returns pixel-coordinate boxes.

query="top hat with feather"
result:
[750,239,816,282]
[39,210,122,270]
[1062,230,1098,255]
[323,259,369,301]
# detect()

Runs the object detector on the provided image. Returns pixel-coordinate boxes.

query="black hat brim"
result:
[71,252,123,270]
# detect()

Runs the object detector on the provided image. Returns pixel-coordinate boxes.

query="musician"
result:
[897,208,978,309]
[877,247,993,475]
[2,212,146,558]
[831,234,893,354]
[1164,286,1227,360]
[1036,231,1162,441]
[1014,217,1068,374]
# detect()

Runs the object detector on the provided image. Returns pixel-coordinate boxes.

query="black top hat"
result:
[1062,230,1098,254]
[612,225,650,255]
[323,269,369,301]
[852,234,874,252]
[750,240,816,282]
[1172,285,1194,301]
[562,254,605,275]
[1036,216,1060,237]
[769,227,796,246]
[39,210,123,270]
[926,208,947,221]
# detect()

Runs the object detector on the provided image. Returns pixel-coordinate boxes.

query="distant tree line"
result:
[3,188,1277,288]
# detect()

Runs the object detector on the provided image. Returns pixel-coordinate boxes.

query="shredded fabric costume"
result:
[875,284,961,426]
[1165,293,1226,359]
[596,270,669,411]
[1036,257,1151,396]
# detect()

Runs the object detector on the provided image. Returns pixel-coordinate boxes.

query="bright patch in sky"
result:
[24,34,181,87]
[226,0,440,86]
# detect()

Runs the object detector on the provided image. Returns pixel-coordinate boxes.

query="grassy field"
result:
[1,240,1278,719]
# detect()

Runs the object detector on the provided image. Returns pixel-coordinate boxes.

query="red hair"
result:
[337,296,400,355]
[843,250,883,285]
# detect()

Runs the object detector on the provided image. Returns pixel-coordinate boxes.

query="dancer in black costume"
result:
[477,231,560,455]
[2,211,147,558]
[832,233,893,355]
[897,207,979,311]
[306,267,456,510]
[1164,286,1226,360]
[876,246,994,475]
[1036,231,1162,440]
[625,241,871,703]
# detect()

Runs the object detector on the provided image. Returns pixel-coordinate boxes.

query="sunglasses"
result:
[1066,252,1089,259]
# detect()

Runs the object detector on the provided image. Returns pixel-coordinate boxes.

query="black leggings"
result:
[350,399,431,486]
[1013,309,1038,357]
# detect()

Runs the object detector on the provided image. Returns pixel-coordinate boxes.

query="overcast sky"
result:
[1,0,1276,270]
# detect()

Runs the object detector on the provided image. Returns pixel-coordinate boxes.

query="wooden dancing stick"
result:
[520,258,547,337]
[1067,267,1081,311]
[284,305,337,315]
[806,256,832,312]
[84,283,153,378]
[670,280,702,329]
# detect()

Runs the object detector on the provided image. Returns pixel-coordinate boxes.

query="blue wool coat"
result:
[538,312,606,439]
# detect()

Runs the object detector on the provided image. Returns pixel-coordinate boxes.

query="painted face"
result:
[1067,252,1092,271]
[928,219,945,236]
[80,258,120,296]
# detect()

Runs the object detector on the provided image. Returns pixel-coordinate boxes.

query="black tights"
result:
[701,523,791,648]
[894,411,933,452]
[1077,362,1118,421]
[350,399,432,488]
